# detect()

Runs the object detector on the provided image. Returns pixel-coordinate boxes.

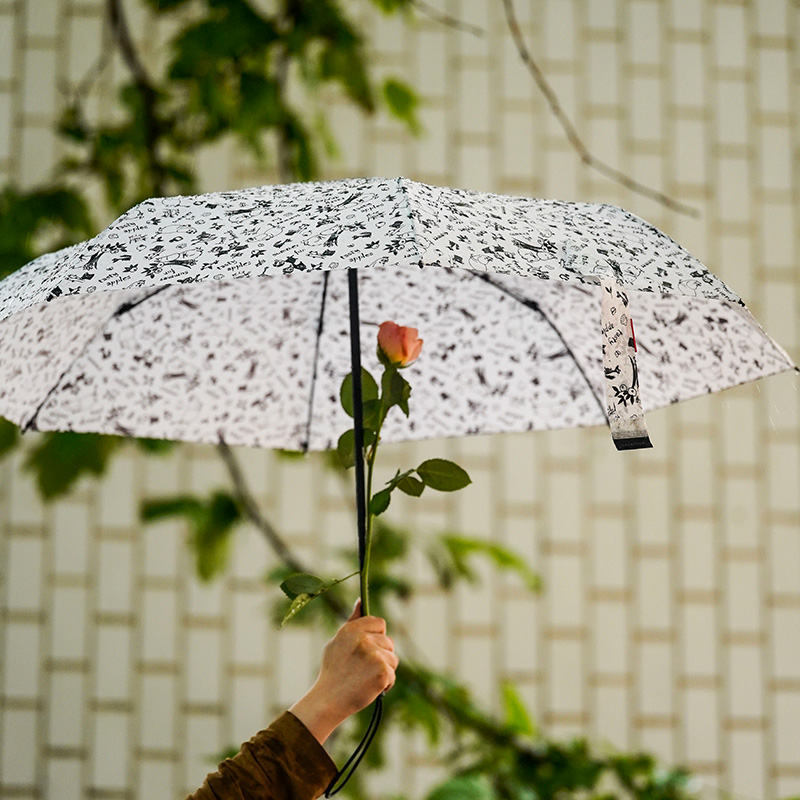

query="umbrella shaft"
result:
[347,268,369,616]
[326,268,382,796]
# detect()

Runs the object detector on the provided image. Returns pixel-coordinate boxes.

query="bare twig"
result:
[107,0,157,96]
[106,0,166,195]
[501,0,699,217]
[58,23,115,107]
[410,0,485,38]
[217,438,316,574]
[274,48,293,184]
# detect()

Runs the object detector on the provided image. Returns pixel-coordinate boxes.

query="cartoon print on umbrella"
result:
[611,362,641,408]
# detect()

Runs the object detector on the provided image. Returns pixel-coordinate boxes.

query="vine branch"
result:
[501,0,699,217]
[410,0,485,38]
[274,48,293,184]
[106,0,165,195]
[58,21,115,107]
[216,438,331,583]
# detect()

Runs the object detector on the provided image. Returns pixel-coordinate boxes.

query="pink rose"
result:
[377,321,423,367]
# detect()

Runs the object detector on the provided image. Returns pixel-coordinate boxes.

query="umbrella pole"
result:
[324,268,384,797]
[347,267,370,615]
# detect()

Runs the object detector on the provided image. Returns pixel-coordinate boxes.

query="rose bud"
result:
[377,321,423,367]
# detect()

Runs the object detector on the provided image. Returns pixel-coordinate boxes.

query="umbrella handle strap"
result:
[323,691,384,796]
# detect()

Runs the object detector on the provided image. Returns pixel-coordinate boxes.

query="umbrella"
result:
[0,176,795,792]
[0,177,793,449]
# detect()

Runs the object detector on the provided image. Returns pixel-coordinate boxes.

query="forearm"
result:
[289,684,347,745]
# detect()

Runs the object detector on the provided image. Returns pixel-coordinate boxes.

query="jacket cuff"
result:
[271,710,338,795]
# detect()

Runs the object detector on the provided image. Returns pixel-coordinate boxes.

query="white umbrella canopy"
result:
[0,176,794,450]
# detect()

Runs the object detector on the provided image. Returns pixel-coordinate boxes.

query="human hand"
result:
[288,599,399,744]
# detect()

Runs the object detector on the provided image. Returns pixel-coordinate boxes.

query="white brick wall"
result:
[1,1,799,799]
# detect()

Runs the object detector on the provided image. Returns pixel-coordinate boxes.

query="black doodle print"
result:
[0,177,744,324]
[0,178,794,448]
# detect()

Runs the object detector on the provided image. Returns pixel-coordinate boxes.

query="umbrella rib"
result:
[22,285,170,433]
[471,271,608,422]
[301,272,330,452]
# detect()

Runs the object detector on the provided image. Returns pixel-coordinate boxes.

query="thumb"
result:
[347,597,361,621]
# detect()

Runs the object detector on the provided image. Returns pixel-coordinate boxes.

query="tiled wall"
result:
[1,1,799,799]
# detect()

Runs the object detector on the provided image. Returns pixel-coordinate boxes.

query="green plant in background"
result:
[0,2,726,798]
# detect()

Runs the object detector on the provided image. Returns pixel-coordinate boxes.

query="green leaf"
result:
[396,475,424,496]
[141,491,241,581]
[381,367,411,416]
[208,746,240,765]
[336,428,376,469]
[275,449,307,460]
[391,683,441,745]
[337,430,356,469]
[369,487,392,516]
[168,9,279,78]
[382,78,421,135]
[340,368,379,418]
[384,467,414,489]
[416,458,471,492]
[361,398,382,429]
[371,572,413,600]
[0,186,93,279]
[280,592,313,628]
[143,0,192,10]
[312,26,374,112]
[237,73,286,146]
[425,535,476,589]
[135,437,176,454]
[0,418,19,459]
[501,681,536,737]
[320,448,346,474]
[264,563,295,586]
[441,535,542,593]
[280,573,326,600]
[369,519,409,565]
[141,495,203,522]
[57,104,88,143]
[194,492,241,581]
[425,775,494,800]
[371,0,414,11]
[23,432,124,500]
